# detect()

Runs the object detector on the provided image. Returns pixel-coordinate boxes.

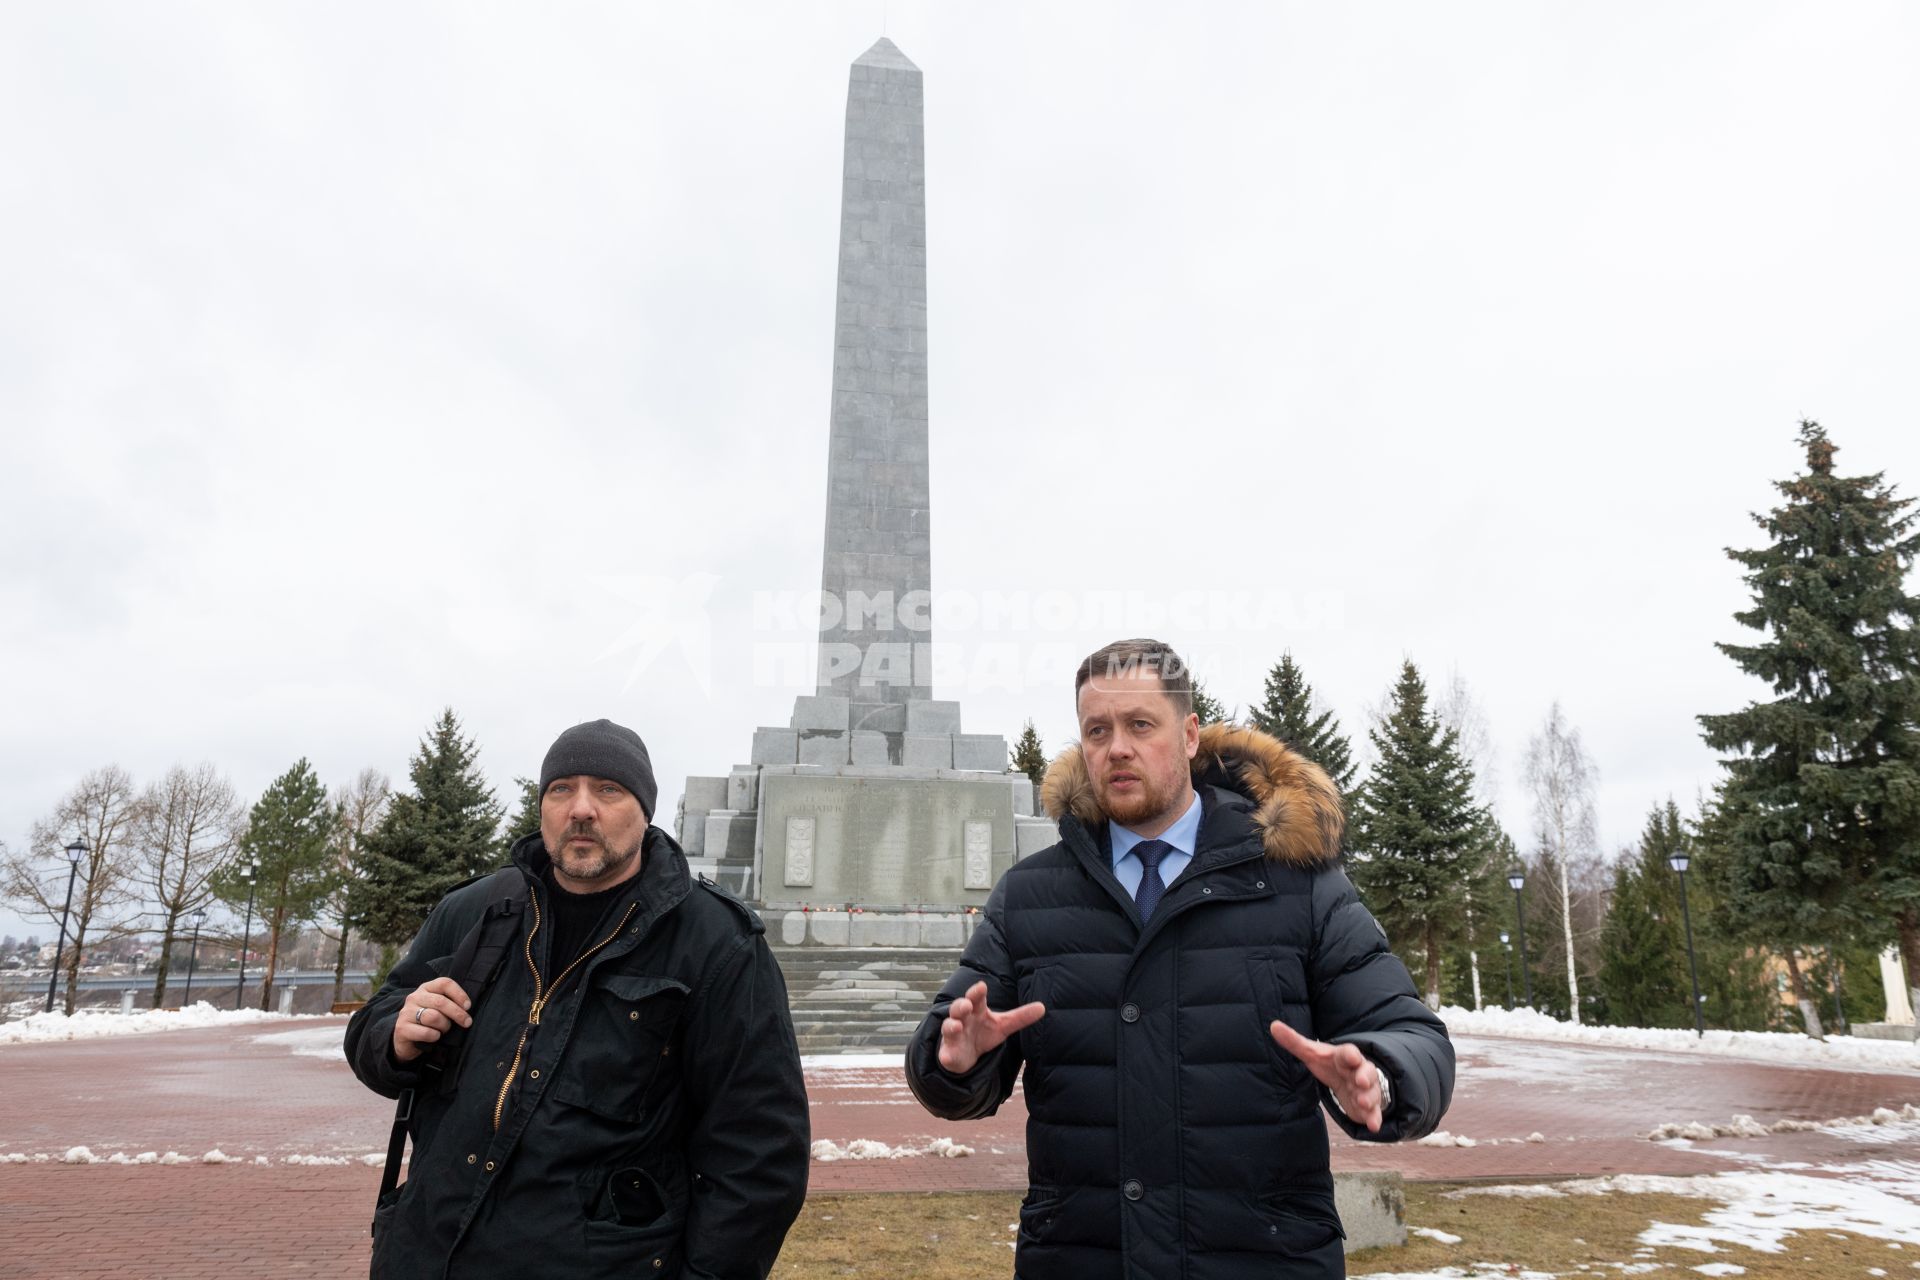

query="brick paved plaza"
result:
[2,1019,1916,1277]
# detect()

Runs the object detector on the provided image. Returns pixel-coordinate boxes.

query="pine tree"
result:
[1596,802,1692,1029]
[1191,679,1229,727]
[1247,652,1356,795]
[1697,422,1920,1036]
[220,759,337,1011]
[353,709,504,951]
[501,777,542,854]
[1347,661,1484,1008]
[1009,721,1047,793]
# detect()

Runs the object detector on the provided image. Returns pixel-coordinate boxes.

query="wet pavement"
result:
[2,1019,1916,1276]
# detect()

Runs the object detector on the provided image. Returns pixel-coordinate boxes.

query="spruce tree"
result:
[501,777,542,854]
[1009,721,1047,793]
[1348,661,1483,1008]
[1247,652,1356,794]
[1190,678,1229,727]
[1596,802,1692,1029]
[353,709,504,950]
[221,759,336,1010]
[1697,422,1920,1035]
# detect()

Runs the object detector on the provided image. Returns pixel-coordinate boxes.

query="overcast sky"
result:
[3,3,1917,944]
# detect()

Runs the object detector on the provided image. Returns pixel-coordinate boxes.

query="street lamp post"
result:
[1507,869,1534,1009]
[234,861,259,1011]
[1668,851,1706,1038]
[44,837,89,1014]
[183,907,209,1006]
[1499,930,1515,1010]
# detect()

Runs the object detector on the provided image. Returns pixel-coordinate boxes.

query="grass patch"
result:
[1357,1181,1912,1278]
[770,1186,1916,1279]
[773,1192,1021,1279]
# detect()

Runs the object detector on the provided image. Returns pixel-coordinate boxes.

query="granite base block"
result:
[902,733,952,768]
[951,733,1009,771]
[751,728,799,766]
[797,730,851,766]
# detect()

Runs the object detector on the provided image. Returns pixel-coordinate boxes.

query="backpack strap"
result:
[374,867,533,1229]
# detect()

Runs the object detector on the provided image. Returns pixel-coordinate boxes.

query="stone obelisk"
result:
[814,37,933,734]
[676,40,1058,929]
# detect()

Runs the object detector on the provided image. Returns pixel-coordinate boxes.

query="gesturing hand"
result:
[937,981,1045,1074]
[391,976,474,1064]
[1270,1020,1385,1133]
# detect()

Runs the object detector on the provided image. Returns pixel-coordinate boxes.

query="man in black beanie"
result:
[345,719,810,1280]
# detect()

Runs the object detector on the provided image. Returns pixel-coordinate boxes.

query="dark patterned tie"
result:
[1133,839,1172,923]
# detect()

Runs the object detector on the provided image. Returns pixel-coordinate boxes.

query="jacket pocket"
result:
[552,973,690,1122]
[1013,964,1053,1063]
[1016,1184,1061,1245]
[1247,953,1311,1092]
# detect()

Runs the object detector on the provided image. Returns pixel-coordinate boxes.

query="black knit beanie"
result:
[539,719,658,819]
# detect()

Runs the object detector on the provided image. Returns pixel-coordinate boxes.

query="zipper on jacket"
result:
[491,892,640,1132]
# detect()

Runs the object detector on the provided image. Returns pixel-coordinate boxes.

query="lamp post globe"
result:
[1668,854,1706,1037]
[184,907,209,1006]
[1498,931,1514,1009]
[1506,868,1533,1009]
[44,836,90,1014]
[235,863,259,1011]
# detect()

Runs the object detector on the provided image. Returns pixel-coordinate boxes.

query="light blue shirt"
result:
[1109,789,1202,896]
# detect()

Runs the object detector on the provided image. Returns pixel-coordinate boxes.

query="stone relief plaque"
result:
[785,816,817,887]
[963,819,993,889]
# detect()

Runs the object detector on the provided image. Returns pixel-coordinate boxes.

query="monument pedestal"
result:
[677,693,1061,929]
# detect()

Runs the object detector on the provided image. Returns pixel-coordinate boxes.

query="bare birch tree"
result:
[1524,703,1601,1024]
[319,769,390,1004]
[135,764,244,1008]
[0,766,143,1014]
[1436,671,1500,1010]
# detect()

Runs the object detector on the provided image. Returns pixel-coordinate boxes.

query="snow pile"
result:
[1647,1103,1920,1142]
[1410,1226,1463,1244]
[1416,1131,1479,1148]
[0,1003,322,1045]
[1447,1170,1920,1252]
[249,1027,347,1060]
[1443,1006,1920,1071]
[284,1154,351,1166]
[810,1137,974,1162]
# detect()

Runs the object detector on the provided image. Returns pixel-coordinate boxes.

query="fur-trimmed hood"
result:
[1040,723,1344,868]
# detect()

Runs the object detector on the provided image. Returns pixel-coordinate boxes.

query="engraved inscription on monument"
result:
[761,771,1016,906]
[963,820,993,890]
[784,817,817,888]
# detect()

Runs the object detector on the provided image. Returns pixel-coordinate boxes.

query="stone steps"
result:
[773,945,956,1055]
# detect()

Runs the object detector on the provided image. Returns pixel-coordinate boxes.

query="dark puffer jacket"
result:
[906,725,1453,1280]
[345,828,809,1280]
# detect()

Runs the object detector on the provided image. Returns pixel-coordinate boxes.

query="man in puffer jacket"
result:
[906,639,1453,1280]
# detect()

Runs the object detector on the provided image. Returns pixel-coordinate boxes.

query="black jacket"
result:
[906,725,1454,1280]
[345,828,809,1280]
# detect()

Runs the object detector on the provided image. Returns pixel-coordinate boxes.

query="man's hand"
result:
[391,977,474,1064]
[937,980,1045,1074]
[1270,1020,1385,1133]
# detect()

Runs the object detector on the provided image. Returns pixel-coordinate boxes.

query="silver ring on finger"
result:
[414,1006,425,1024]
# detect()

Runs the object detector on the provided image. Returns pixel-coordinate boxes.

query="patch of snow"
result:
[1443,1005,1920,1073]
[1690,1266,1745,1276]
[1415,1131,1479,1148]
[201,1149,234,1164]
[801,1054,906,1071]
[1646,1105,1920,1144]
[249,1027,348,1061]
[61,1146,97,1164]
[809,1137,974,1162]
[0,1003,323,1046]
[284,1154,351,1166]
[1410,1226,1463,1243]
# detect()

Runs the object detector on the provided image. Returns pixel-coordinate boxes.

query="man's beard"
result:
[550,828,643,883]
[1095,771,1182,829]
